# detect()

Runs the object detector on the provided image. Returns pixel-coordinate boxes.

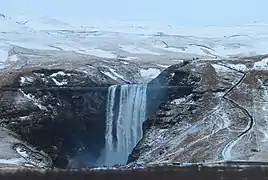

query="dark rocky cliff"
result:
[2,55,268,169]
[129,59,268,165]
[0,68,117,168]
[0,45,166,168]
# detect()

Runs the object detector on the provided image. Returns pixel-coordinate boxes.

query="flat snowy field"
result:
[1,14,268,66]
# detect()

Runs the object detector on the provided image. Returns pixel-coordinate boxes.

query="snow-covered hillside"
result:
[1,13,268,66]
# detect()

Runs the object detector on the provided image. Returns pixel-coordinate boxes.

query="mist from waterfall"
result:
[105,84,147,165]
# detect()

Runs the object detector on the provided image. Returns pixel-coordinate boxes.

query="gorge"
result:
[2,56,268,168]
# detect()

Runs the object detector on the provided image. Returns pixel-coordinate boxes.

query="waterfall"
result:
[105,84,147,165]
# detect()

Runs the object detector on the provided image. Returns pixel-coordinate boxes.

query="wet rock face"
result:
[129,61,262,164]
[145,62,192,119]
[0,68,116,168]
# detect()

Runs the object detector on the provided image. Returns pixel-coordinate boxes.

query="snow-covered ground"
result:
[1,14,268,66]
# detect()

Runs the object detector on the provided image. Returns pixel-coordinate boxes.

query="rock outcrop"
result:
[129,58,268,164]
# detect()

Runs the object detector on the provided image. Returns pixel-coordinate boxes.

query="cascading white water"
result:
[105,84,147,165]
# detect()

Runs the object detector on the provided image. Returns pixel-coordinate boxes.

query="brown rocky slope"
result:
[129,58,268,165]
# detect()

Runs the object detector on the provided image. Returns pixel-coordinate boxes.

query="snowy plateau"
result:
[1,13,268,169]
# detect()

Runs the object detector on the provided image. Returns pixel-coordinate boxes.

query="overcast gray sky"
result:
[1,0,267,26]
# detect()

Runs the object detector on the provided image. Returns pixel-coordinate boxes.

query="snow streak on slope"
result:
[105,84,147,165]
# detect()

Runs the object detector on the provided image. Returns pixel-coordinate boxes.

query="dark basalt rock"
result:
[145,61,192,122]
[143,61,198,133]
[0,68,117,168]
[129,61,201,163]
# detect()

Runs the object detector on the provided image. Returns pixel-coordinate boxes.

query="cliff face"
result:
[3,44,268,169]
[0,41,168,168]
[0,68,118,168]
[129,58,268,165]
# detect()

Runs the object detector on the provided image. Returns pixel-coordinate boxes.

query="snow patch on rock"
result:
[20,76,34,85]
[253,58,268,69]
[101,68,129,82]
[228,64,248,71]
[18,89,48,111]
[20,116,28,120]
[50,71,68,77]
[216,92,225,97]
[20,77,26,84]
[211,64,232,72]
[171,98,186,105]
[121,61,129,65]
[52,78,68,86]
[101,71,118,81]
[157,64,171,68]
[109,68,125,80]
[7,54,18,62]
[15,147,28,159]
[140,68,161,80]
